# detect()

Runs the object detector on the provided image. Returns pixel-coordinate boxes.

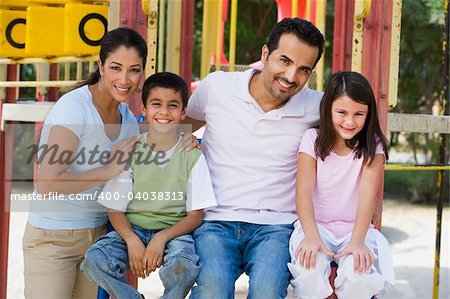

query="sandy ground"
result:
[6,186,449,298]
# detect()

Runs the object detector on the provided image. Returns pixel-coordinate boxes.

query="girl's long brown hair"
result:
[315,71,389,164]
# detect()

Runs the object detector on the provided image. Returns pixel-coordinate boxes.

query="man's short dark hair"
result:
[141,72,189,108]
[266,18,325,67]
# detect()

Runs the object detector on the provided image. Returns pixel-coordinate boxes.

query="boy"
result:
[81,72,217,299]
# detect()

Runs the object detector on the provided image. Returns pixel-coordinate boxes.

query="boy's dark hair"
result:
[266,18,324,68]
[141,72,189,108]
[315,71,389,164]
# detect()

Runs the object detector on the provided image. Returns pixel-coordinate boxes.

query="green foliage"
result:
[384,170,448,205]
[389,0,445,165]
[19,64,36,99]
[192,0,277,79]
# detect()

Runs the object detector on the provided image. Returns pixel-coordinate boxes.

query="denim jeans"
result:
[80,226,200,299]
[190,221,294,299]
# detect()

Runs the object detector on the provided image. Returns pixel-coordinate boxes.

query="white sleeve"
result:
[44,94,86,138]
[186,153,217,211]
[187,74,213,121]
[97,169,133,212]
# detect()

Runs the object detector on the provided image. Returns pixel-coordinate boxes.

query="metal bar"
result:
[64,62,71,81]
[76,62,83,81]
[433,1,450,297]
[166,0,181,74]
[180,0,195,83]
[291,0,298,17]
[228,0,238,72]
[157,0,166,72]
[0,81,80,88]
[0,55,97,65]
[388,0,402,107]
[0,64,18,299]
[314,0,326,91]
[385,165,450,171]
[214,0,223,72]
[332,0,354,72]
[351,0,369,72]
[145,0,158,76]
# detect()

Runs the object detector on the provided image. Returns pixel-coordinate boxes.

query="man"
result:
[187,18,325,298]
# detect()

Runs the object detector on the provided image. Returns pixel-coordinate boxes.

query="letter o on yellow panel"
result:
[64,4,108,55]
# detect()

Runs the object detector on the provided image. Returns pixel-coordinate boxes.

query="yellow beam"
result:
[157,0,166,72]
[291,0,298,17]
[200,0,219,78]
[388,0,402,107]
[0,55,97,65]
[166,0,181,74]
[228,0,238,72]
[144,0,159,76]
[352,0,372,72]
[315,0,326,91]
[0,80,80,88]
[385,164,450,171]
[215,0,223,72]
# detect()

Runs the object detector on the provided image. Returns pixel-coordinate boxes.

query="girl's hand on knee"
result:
[335,240,374,274]
[126,235,147,278]
[144,233,168,276]
[295,237,334,270]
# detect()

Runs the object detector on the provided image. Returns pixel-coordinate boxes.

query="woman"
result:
[23,27,147,299]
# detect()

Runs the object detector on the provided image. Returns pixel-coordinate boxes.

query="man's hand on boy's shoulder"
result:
[143,232,168,275]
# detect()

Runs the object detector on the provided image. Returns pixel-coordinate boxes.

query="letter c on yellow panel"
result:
[0,9,27,57]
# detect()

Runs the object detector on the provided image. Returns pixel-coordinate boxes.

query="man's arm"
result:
[182,116,206,133]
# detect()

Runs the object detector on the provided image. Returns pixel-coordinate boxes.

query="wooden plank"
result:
[388,112,450,134]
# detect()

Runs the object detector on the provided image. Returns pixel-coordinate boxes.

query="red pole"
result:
[332,0,354,73]
[120,0,148,117]
[180,0,195,87]
[0,64,18,299]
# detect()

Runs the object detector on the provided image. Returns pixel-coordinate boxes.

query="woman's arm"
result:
[37,126,138,195]
[335,154,385,273]
[295,153,334,269]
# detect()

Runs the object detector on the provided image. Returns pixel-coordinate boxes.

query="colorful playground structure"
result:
[0,0,448,298]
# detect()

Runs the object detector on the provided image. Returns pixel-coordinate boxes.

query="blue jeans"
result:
[80,226,200,299]
[190,221,293,299]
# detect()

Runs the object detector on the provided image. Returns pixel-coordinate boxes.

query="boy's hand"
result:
[143,232,168,276]
[126,235,147,278]
[335,240,374,274]
[295,236,334,270]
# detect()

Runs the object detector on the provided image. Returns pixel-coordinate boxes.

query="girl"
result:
[288,72,395,298]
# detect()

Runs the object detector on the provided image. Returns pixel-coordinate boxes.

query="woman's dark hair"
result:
[315,71,389,164]
[141,72,189,109]
[266,18,324,68]
[73,27,148,89]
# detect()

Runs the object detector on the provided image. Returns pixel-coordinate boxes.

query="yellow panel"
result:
[0,9,27,57]
[0,0,30,8]
[25,6,65,56]
[28,0,108,4]
[64,3,108,55]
